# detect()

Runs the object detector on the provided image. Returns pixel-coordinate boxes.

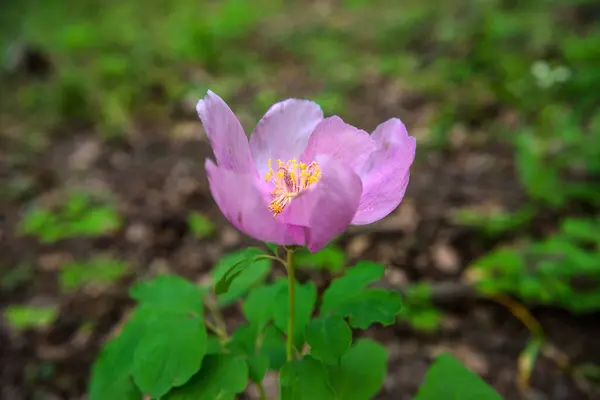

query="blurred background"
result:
[1,0,600,399]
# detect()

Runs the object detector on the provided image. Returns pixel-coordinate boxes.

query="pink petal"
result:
[279,155,363,252]
[197,91,254,174]
[205,159,296,245]
[300,116,376,172]
[249,99,323,177]
[351,118,416,225]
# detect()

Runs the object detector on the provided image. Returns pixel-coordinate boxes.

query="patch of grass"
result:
[0,264,35,292]
[19,191,121,243]
[3,305,59,331]
[187,212,216,239]
[59,257,130,293]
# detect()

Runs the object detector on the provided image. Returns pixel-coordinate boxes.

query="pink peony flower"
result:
[198,91,416,252]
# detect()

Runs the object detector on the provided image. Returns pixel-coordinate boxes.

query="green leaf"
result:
[243,284,278,331]
[164,354,248,400]
[212,248,272,305]
[321,261,385,313]
[273,280,317,347]
[260,325,287,371]
[415,353,502,400]
[305,316,352,364]
[130,275,204,317]
[280,356,336,400]
[132,307,207,398]
[206,335,223,354]
[215,269,243,295]
[127,276,207,397]
[295,245,347,272]
[89,337,142,400]
[3,305,58,331]
[229,324,259,355]
[247,354,270,382]
[334,289,402,329]
[89,311,148,400]
[328,339,388,400]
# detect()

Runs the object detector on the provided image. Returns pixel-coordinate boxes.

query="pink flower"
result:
[198,91,416,252]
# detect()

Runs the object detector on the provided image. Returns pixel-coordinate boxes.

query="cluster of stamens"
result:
[264,158,321,216]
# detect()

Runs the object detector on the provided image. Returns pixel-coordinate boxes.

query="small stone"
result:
[394,199,419,232]
[220,227,240,247]
[347,234,370,258]
[429,344,489,376]
[38,252,72,271]
[432,242,460,274]
[385,268,408,286]
[247,372,279,399]
[440,315,461,332]
[171,122,203,142]
[125,223,152,244]
[68,139,101,171]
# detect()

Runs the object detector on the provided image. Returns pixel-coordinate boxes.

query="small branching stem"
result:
[285,247,296,362]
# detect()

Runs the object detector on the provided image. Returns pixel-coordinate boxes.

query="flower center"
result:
[264,158,321,216]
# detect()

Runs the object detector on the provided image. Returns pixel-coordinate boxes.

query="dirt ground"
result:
[1,99,600,400]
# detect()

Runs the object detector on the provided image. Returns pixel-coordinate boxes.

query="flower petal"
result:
[279,155,362,252]
[197,91,254,174]
[351,118,416,225]
[300,116,376,172]
[205,159,296,244]
[249,99,323,177]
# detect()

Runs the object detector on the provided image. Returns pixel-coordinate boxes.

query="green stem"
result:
[205,293,228,340]
[285,247,296,361]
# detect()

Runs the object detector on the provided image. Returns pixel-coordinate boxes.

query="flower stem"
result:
[285,247,296,361]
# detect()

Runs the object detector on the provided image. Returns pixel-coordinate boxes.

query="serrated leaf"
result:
[273,280,317,348]
[305,316,352,364]
[212,248,272,305]
[130,275,203,317]
[127,276,208,397]
[164,354,248,400]
[328,339,387,400]
[132,308,207,398]
[243,285,278,331]
[89,338,141,400]
[321,261,385,314]
[89,311,148,400]
[415,353,502,400]
[280,356,336,400]
[334,288,402,329]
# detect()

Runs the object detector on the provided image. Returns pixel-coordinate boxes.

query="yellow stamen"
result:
[264,158,321,216]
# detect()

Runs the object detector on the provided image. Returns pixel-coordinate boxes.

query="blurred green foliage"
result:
[187,212,216,239]
[2,0,600,319]
[3,305,59,331]
[469,217,600,313]
[59,257,129,293]
[19,191,121,243]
